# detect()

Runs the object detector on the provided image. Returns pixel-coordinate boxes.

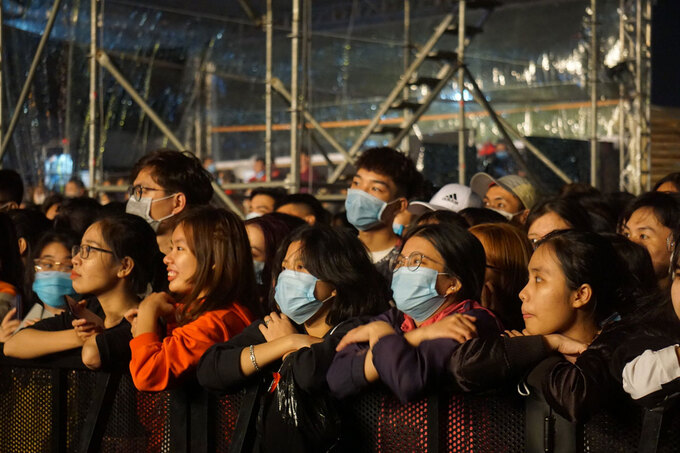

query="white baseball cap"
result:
[408,183,482,215]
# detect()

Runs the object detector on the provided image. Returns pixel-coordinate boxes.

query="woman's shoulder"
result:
[194,303,255,328]
[0,281,18,295]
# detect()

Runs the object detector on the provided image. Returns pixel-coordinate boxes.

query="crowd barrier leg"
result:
[638,408,663,453]
[77,371,121,453]
[188,382,213,453]
[170,385,189,453]
[50,368,66,453]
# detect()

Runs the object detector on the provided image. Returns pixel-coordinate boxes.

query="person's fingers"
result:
[2,308,17,326]
[336,330,360,351]
[258,324,269,336]
[455,315,478,332]
[4,320,20,331]
[269,312,281,322]
[279,312,289,321]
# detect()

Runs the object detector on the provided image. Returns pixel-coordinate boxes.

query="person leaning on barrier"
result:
[619,237,680,409]
[197,225,390,452]
[126,207,256,392]
[440,231,642,423]
[126,149,213,256]
[328,223,502,403]
[4,214,163,371]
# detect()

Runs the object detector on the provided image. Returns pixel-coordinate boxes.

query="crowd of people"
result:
[0,147,680,451]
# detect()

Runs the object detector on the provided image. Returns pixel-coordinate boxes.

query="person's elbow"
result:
[81,346,102,370]
[4,333,28,358]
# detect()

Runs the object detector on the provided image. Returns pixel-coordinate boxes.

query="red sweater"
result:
[129,302,253,391]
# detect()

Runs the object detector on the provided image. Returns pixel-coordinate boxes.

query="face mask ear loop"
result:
[378,198,402,222]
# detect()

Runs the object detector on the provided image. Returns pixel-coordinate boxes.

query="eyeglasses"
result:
[127,184,166,202]
[72,244,114,260]
[390,251,448,273]
[34,259,73,272]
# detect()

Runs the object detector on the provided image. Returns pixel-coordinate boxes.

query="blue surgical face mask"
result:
[345,189,398,231]
[391,266,448,322]
[253,260,265,285]
[392,223,405,236]
[32,271,77,308]
[274,270,330,325]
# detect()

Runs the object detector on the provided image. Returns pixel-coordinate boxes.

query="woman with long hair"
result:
[197,225,390,452]
[128,206,257,391]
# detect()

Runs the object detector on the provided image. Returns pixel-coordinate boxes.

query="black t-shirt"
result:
[96,318,133,372]
[31,297,105,332]
[29,297,133,370]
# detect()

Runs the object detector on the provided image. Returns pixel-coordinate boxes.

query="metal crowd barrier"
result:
[0,357,677,453]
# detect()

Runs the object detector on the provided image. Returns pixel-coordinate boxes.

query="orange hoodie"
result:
[129,302,253,392]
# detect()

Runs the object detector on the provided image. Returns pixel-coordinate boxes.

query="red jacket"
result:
[129,302,253,391]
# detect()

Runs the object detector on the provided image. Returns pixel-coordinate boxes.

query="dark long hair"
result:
[619,191,680,233]
[8,209,52,304]
[526,197,592,233]
[97,214,165,295]
[246,212,306,317]
[271,225,391,326]
[537,231,634,324]
[175,207,257,325]
[403,223,486,303]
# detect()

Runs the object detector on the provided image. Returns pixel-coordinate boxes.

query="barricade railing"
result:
[0,357,678,453]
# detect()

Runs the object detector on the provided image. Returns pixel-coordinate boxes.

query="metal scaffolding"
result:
[618,0,652,194]
[0,0,654,203]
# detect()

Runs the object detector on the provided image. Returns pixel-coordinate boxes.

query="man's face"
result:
[251,194,276,215]
[131,167,176,221]
[254,160,265,174]
[483,184,522,215]
[350,168,399,203]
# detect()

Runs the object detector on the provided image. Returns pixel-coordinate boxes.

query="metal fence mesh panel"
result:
[0,364,679,452]
[99,374,171,453]
[214,391,245,452]
[0,366,54,453]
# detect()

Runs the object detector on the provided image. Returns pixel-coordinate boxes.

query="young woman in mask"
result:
[245,212,306,317]
[328,223,502,403]
[128,206,256,391]
[196,225,390,452]
[4,214,162,370]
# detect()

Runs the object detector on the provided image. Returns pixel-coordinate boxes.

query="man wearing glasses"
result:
[126,150,213,255]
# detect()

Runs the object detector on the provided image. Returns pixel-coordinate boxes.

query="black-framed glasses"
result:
[34,258,73,272]
[127,184,166,201]
[72,244,114,260]
[390,251,447,273]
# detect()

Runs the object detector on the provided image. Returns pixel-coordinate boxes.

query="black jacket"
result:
[197,317,368,452]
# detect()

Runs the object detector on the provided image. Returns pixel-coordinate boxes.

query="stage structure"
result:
[0,0,656,210]
[617,0,653,193]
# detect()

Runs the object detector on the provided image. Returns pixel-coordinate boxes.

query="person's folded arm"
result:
[4,328,83,359]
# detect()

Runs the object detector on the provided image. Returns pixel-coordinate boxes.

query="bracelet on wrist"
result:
[249,344,261,372]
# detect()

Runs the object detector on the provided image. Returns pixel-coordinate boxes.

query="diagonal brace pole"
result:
[96,50,244,217]
[271,77,350,165]
[462,65,544,192]
[0,0,64,165]
[328,13,456,183]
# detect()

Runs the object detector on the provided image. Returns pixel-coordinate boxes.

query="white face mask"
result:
[125,194,176,232]
[489,207,520,221]
[245,211,262,220]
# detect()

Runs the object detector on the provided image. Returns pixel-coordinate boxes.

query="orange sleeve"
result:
[128,308,250,392]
